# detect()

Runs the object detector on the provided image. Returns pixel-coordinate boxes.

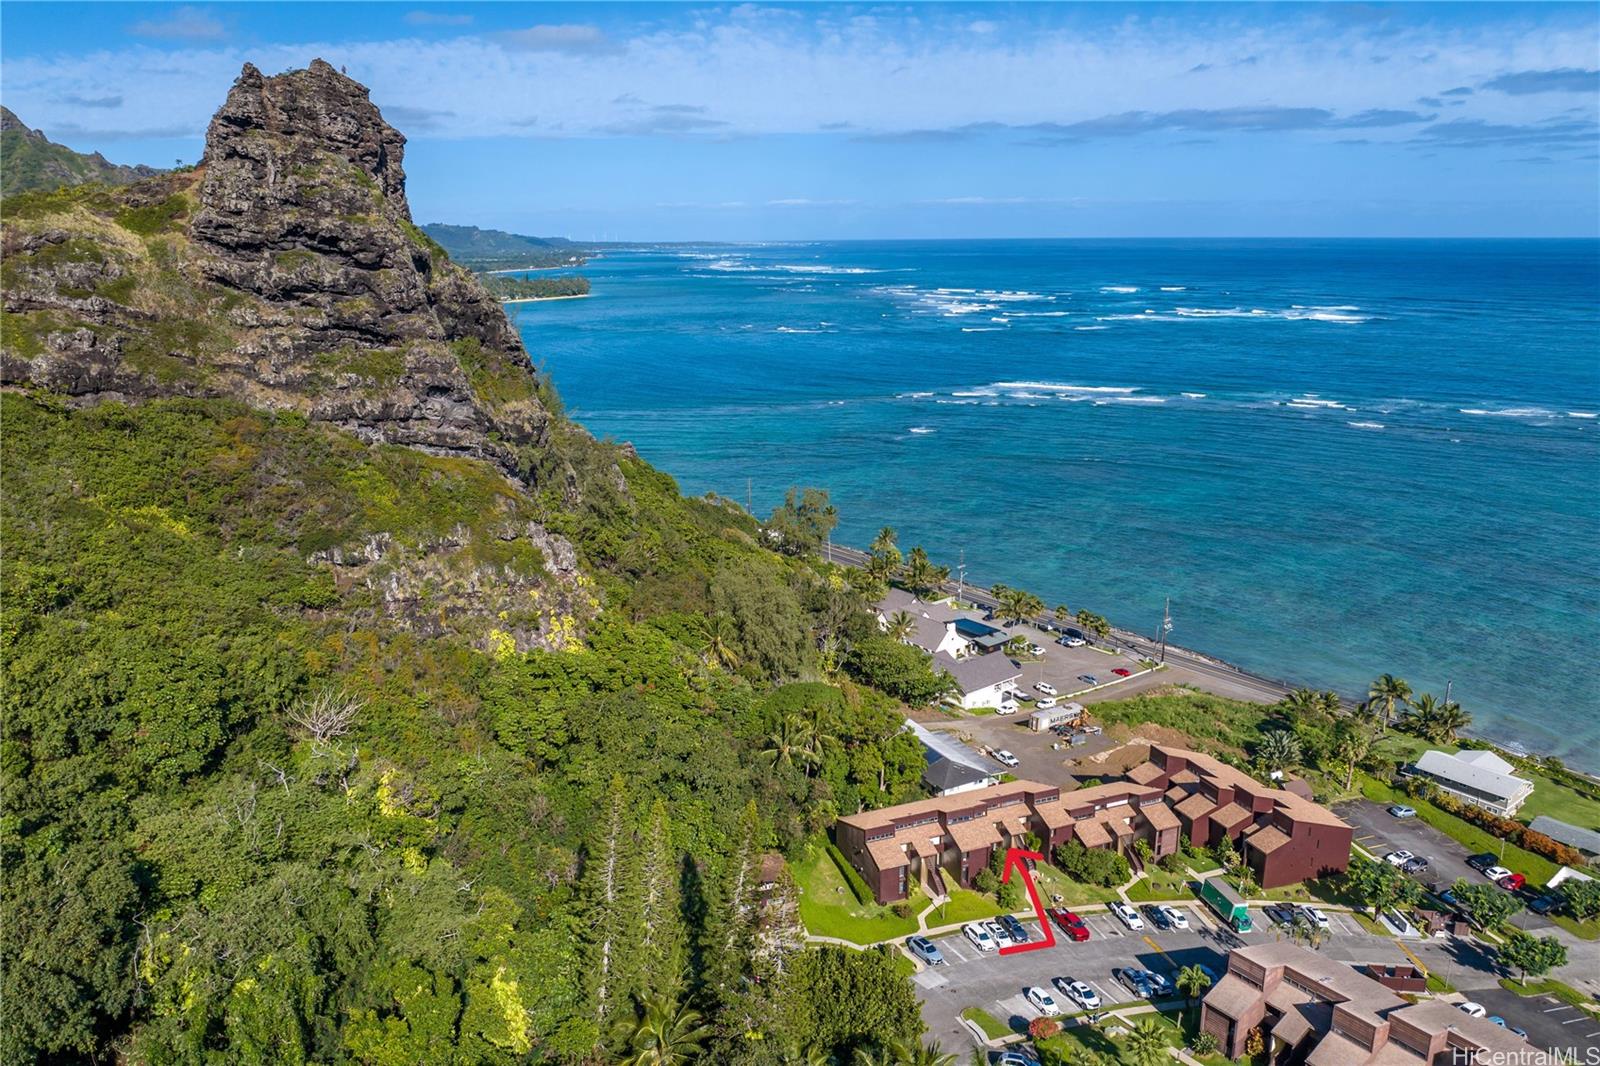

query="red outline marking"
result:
[998,848,1056,955]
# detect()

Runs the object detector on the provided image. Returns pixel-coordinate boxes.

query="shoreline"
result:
[500,293,591,304]
[486,260,590,275]
[819,542,1598,783]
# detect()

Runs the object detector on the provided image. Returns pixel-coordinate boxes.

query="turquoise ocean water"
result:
[508,240,1600,770]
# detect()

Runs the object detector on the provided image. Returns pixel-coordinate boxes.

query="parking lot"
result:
[1465,987,1600,1053]
[911,901,1413,1047]
[1335,799,1557,932]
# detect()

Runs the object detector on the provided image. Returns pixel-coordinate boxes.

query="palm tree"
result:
[1257,729,1303,776]
[885,610,917,642]
[1124,1018,1169,1066]
[996,586,1044,628]
[1318,689,1344,717]
[870,526,898,556]
[900,1040,957,1066]
[903,548,946,597]
[1335,720,1377,790]
[1054,603,1071,626]
[762,714,808,770]
[1177,963,1213,1008]
[1429,699,1471,743]
[1280,687,1322,720]
[618,995,711,1066]
[696,613,741,671]
[795,708,838,778]
[1071,1052,1111,1066]
[1367,674,1412,731]
[780,1045,831,1066]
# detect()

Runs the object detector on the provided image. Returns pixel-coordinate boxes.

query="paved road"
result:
[822,543,1304,707]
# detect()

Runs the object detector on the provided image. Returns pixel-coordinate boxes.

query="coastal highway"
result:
[820,542,1299,707]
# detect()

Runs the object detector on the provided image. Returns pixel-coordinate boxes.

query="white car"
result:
[1035,697,1057,710]
[1056,978,1100,1010]
[1384,850,1415,867]
[1300,905,1330,931]
[1112,902,1145,931]
[1157,905,1190,930]
[963,922,997,952]
[1483,865,1514,882]
[984,919,1011,946]
[995,750,1020,768]
[1025,986,1062,1016]
[1035,681,1058,697]
[1458,1002,1488,1018]
[996,700,1018,716]
[1026,643,1046,656]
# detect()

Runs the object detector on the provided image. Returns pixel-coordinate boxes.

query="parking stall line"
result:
[1561,1017,1589,1026]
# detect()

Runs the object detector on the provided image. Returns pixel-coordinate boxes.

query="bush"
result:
[1424,789,1586,867]
[1192,1031,1219,1056]
[844,636,953,705]
[825,842,874,906]
[1560,879,1600,921]
[1029,1017,1062,1040]
[1052,840,1132,887]
[891,901,915,920]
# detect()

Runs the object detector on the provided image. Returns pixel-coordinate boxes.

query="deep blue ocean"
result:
[507,240,1600,770]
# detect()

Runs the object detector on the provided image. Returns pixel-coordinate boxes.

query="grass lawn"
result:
[1350,911,1392,937]
[926,888,1006,928]
[1037,1009,1230,1066]
[1358,777,1560,884]
[1030,863,1124,906]
[1126,868,1196,903]
[1259,876,1368,910]
[794,844,921,945]
[1550,913,1600,941]
[1498,978,1598,1009]
[961,1006,1013,1041]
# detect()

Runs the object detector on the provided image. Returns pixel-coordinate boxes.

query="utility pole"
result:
[957,549,966,606]
[1158,598,1172,664]
[746,477,752,515]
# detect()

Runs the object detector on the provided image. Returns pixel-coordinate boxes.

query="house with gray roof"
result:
[932,650,1020,711]
[1407,748,1534,816]
[922,757,1000,797]
[1529,815,1600,857]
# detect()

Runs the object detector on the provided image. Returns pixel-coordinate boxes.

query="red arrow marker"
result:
[998,847,1056,955]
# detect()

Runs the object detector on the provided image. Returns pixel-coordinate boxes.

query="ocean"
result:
[506,239,1600,770]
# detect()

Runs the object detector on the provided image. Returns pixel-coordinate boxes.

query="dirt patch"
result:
[1065,740,1151,775]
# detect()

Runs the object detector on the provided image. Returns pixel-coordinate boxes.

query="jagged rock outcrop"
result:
[2,60,551,488]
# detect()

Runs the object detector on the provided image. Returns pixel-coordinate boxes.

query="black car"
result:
[1144,905,1171,931]
[999,913,1030,943]
[1528,893,1563,916]
[1466,853,1498,873]
[1263,905,1298,928]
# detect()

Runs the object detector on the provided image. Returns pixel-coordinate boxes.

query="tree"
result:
[1560,879,1600,921]
[1367,674,1412,731]
[638,801,686,996]
[1451,878,1522,931]
[884,610,916,642]
[846,637,956,706]
[1279,687,1323,721]
[779,946,922,1059]
[1211,832,1237,871]
[1074,609,1111,640]
[1333,719,1377,790]
[1499,930,1568,983]
[618,995,711,1066]
[870,527,898,557]
[695,612,741,671]
[1408,694,1471,743]
[766,486,838,556]
[763,714,809,770]
[902,548,949,598]
[584,776,646,1031]
[994,585,1044,627]
[286,687,362,748]
[1256,730,1302,776]
[1177,964,1213,1007]
[1343,855,1421,917]
[1125,1018,1169,1066]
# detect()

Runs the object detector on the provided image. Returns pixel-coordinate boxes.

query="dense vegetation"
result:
[485,274,592,301]
[422,223,590,270]
[0,388,930,1063]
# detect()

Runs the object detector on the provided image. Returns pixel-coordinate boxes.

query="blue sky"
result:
[2,2,1596,239]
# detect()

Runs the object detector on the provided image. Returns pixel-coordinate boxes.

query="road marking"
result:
[1543,1006,1571,1014]
[1562,1017,1589,1026]
[1396,941,1428,974]
[1143,935,1170,959]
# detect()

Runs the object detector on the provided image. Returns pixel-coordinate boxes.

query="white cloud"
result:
[128,6,225,42]
[403,11,473,27]
[767,197,858,206]
[5,7,1594,146]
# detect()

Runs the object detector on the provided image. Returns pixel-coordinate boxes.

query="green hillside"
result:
[0,107,161,196]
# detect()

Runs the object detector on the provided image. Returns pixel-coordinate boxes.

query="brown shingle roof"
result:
[867,838,905,871]
[1202,974,1264,1020]
[1128,761,1166,785]
[1244,824,1292,855]
[838,779,1055,831]
[948,819,1002,853]
[1151,745,1350,830]
[1073,819,1112,848]
[1140,802,1180,832]
[1175,792,1217,820]
[1211,802,1254,829]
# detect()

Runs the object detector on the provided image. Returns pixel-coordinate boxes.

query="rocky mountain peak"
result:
[3,61,559,491]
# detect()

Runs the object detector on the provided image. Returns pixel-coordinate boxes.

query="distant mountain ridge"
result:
[0,106,164,196]
[421,222,588,268]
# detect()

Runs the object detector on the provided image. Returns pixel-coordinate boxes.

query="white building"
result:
[874,589,1008,661]
[1407,749,1534,816]
[932,650,1021,711]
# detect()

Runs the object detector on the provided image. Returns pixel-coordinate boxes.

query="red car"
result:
[1049,907,1091,942]
[1498,873,1526,892]
[1112,668,1132,677]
